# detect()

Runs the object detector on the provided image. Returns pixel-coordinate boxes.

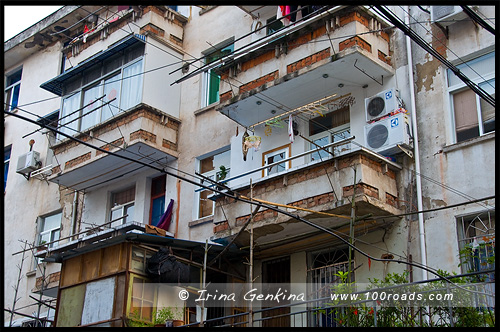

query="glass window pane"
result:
[479,80,495,134]
[311,136,330,161]
[10,84,20,110]
[120,60,143,111]
[102,73,121,121]
[125,204,134,223]
[151,196,165,226]
[60,92,81,136]
[81,85,101,131]
[43,212,61,231]
[199,190,213,218]
[453,89,479,142]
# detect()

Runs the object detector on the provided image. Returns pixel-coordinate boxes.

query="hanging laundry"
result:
[288,114,295,143]
[244,135,262,152]
[278,6,290,26]
[242,130,250,161]
[157,199,174,231]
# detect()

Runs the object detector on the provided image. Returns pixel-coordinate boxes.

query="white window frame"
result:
[4,68,22,112]
[58,55,144,139]
[309,124,351,162]
[447,52,495,144]
[262,144,291,177]
[109,187,136,228]
[38,211,62,249]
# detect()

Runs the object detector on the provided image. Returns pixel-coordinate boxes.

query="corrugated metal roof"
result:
[40,33,146,96]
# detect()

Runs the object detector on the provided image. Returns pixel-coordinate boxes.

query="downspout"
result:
[70,191,78,241]
[405,6,428,281]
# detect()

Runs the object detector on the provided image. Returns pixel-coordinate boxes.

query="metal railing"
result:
[178,269,495,328]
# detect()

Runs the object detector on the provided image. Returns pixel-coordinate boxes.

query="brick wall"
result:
[239,70,279,94]
[287,48,331,74]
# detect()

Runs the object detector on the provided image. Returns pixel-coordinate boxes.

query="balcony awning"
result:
[40,33,146,96]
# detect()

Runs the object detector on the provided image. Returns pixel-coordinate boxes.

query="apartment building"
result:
[4,5,495,327]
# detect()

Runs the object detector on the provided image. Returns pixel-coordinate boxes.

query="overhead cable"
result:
[373,5,495,108]
[5,108,493,291]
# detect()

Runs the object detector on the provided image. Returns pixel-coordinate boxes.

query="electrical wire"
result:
[372,5,495,108]
[5,108,494,292]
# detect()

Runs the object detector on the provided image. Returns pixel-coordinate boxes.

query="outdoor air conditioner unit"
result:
[431,6,468,27]
[365,88,399,122]
[16,151,41,175]
[364,113,412,156]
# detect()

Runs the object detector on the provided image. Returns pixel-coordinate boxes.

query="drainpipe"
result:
[70,191,78,240]
[405,6,428,281]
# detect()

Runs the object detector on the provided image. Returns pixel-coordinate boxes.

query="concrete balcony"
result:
[47,103,180,191]
[210,146,404,259]
[216,6,393,128]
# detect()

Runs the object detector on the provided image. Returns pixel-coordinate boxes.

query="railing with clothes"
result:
[178,269,495,328]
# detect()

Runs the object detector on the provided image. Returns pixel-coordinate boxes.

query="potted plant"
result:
[153,307,184,327]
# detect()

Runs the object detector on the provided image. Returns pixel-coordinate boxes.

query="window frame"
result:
[58,48,144,139]
[109,186,136,228]
[149,175,166,226]
[196,149,231,219]
[447,52,495,144]
[262,144,292,177]
[38,211,62,248]
[4,68,22,112]
[4,145,11,192]
[201,40,234,107]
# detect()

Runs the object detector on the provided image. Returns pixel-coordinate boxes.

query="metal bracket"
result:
[397,144,414,158]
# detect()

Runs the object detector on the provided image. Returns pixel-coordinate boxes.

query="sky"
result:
[4,6,63,41]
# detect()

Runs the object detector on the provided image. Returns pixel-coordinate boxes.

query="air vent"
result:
[364,113,412,156]
[365,88,399,122]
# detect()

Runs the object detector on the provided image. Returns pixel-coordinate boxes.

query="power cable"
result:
[460,5,496,35]
[373,5,495,108]
[5,108,493,291]
[398,5,495,92]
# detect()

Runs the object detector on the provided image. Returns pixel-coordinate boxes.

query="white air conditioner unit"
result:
[16,151,41,175]
[431,6,468,27]
[364,113,412,156]
[365,88,399,122]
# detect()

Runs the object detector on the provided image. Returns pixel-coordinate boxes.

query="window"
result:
[308,248,352,327]
[128,274,156,322]
[4,146,11,192]
[448,52,495,143]
[262,144,291,177]
[309,106,351,161]
[456,211,495,275]
[58,44,144,138]
[4,68,22,111]
[110,186,135,227]
[38,211,62,249]
[202,41,234,107]
[150,175,166,226]
[197,149,231,218]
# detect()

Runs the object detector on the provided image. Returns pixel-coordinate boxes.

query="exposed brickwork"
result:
[431,24,448,56]
[239,70,279,94]
[339,11,369,28]
[343,182,379,199]
[339,36,371,52]
[51,165,61,175]
[386,192,398,208]
[214,221,229,233]
[140,23,165,37]
[169,34,183,47]
[162,139,178,151]
[130,129,157,143]
[65,152,91,169]
[286,48,331,74]
[96,138,125,156]
[241,50,275,72]
[220,91,233,103]
[288,25,327,51]
[378,50,391,66]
